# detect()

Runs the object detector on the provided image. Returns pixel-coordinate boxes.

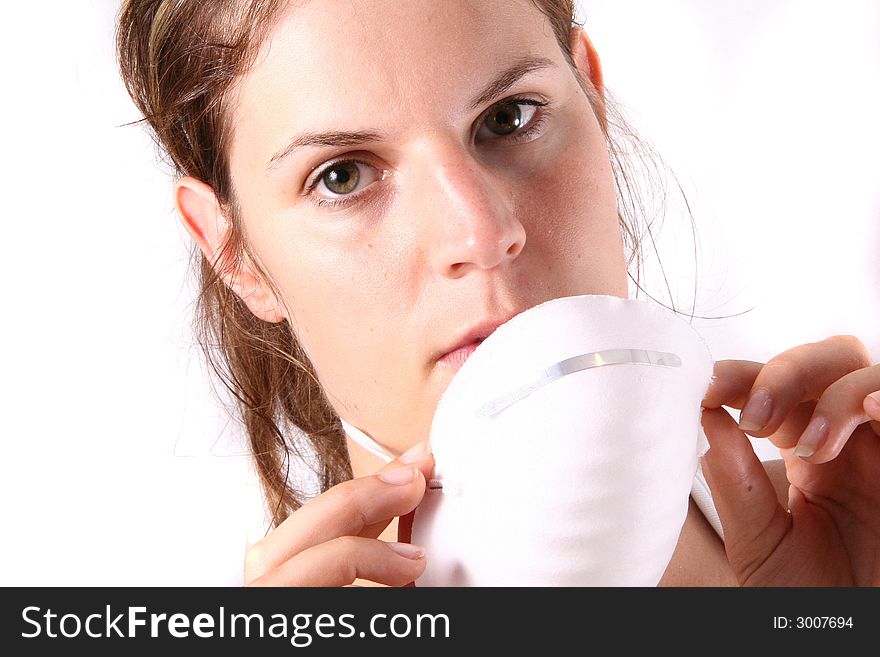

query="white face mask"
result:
[343,295,718,586]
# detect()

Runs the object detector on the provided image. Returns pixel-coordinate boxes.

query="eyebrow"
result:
[266,55,557,171]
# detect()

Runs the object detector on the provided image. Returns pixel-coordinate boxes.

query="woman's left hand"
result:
[701,335,880,586]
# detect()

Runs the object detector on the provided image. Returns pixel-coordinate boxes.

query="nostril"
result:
[506,235,526,258]
[448,262,465,275]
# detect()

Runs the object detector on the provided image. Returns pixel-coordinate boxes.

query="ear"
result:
[569,27,604,99]
[174,176,285,323]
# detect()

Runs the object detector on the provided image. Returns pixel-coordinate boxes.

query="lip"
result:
[435,317,513,368]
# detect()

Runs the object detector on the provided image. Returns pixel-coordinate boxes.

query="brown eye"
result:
[322,161,360,194]
[475,98,547,144]
[484,101,527,136]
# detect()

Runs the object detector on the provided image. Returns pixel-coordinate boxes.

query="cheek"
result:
[249,214,416,380]
[274,237,387,322]
[517,115,623,282]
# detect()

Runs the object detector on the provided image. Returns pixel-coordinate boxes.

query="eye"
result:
[476,97,549,143]
[320,161,359,195]
[305,160,387,209]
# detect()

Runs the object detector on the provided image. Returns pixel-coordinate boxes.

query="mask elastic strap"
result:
[340,418,395,464]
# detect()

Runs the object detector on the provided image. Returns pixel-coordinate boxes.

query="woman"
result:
[116,0,880,586]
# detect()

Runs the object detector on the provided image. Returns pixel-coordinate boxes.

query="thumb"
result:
[375,443,434,589]
[373,441,436,484]
[700,407,791,578]
[360,442,435,544]
[380,443,434,547]
[865,391,880,435]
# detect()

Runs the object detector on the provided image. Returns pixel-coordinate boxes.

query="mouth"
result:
[437,338,485,369]
[435,317,511,369]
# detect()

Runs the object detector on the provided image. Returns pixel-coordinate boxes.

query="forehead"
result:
[228,0,563,168]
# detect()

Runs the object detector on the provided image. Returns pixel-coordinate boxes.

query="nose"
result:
[417,143,526,278]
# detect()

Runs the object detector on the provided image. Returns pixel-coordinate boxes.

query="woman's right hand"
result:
[243,442,434,586]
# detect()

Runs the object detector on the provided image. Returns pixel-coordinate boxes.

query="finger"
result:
[360,444,435,540]
[248,536,427,587]
[702,360,763,410]
[792,365,880,463]
[734,336,872,439]
[703,360,816,449]
[375,441,436,482]
[864,390,880,431]
[245,443,433,583]
[759,400,817,450]
[700,407,791,581]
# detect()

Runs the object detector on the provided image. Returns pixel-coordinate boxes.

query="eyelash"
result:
[305,97,551,209]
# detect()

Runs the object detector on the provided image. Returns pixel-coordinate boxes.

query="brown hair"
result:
[116,0,682,529]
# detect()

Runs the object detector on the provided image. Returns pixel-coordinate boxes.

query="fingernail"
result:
[738,388,773,432]
[378,465,416,485]
[866,391,880,412]
[794,416,829,458]
[399,441,431,464]
[386,541,425,560]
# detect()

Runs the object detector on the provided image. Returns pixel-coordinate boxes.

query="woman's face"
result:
[224,0,628,450]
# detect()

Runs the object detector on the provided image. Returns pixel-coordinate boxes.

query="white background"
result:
[1,1,877,585]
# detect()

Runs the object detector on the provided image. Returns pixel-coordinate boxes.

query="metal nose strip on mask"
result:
[476,348,682,418]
